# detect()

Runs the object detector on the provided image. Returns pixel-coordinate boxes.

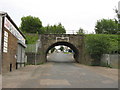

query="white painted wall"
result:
[101,54,119,68]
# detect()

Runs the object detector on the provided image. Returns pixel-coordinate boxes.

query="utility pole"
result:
[35,39,40,65]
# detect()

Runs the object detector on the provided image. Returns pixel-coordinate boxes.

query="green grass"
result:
[36,62,44,65]
[25,33,39,44]
[63,52,72,54]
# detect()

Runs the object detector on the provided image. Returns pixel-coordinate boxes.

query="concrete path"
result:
[2,52,118,88]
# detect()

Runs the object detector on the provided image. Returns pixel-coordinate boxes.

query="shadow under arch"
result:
[45,42,79,63]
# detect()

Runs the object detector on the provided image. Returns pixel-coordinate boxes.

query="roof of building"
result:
[0,11,26,38]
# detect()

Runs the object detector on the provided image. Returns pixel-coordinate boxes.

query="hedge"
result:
[85,34,119,65]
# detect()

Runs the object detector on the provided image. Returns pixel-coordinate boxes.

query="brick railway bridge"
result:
[29,34,91,65]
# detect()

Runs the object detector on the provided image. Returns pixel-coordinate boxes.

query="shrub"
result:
[85,34,119,66]
[25,33,39,44]
[106,35,119,54]
[85,34,110,65]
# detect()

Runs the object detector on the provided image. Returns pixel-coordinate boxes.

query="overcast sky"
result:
[0,0,119,34]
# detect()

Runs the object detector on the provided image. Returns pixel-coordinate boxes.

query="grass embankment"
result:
[24,33,39,53]
[25,33,39,44]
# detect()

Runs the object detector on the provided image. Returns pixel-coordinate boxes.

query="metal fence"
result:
[25,39,40,53]
[25,39,41,65]
[25,44,36,53]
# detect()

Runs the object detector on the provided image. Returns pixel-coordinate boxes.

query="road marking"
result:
[40,79,71,86]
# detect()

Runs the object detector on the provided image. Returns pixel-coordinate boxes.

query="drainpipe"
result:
[0,12,7,74]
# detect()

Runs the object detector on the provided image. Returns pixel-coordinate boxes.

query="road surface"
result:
[0,75,2,89]
[47,52,75,63]
[2,52,118,88]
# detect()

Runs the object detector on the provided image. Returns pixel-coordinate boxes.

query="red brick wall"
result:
[2,27,18,73]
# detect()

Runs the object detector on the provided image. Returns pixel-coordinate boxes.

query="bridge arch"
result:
[45,41,79,62]
[36,34,87,64]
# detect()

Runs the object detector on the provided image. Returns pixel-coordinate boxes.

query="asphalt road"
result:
[2,52,118,88]
[0,75,2,89]
[47,52,75,63]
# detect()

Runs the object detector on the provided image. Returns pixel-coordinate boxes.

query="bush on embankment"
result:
[85,34,119,66]
[25,33,39,44]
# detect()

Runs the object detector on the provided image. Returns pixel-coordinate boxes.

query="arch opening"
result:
[45,42,79,63]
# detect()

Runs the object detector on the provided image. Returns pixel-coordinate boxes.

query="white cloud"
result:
[0,0,119,33]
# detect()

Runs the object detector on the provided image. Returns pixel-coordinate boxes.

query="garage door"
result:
[17,44,25,69]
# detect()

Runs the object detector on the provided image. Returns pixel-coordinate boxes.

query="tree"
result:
[76,27,85,34]
[20,16,42,33]
[50,47,56,53]
[114,8,120,34]
[114,8,120,23]
[59,46,64,51]
[85,34,110,65]
[56,23,66,34]
[95,19,118,34]
[42,23,66,34]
